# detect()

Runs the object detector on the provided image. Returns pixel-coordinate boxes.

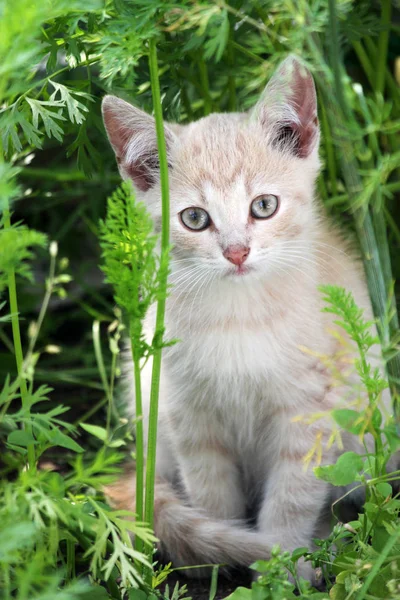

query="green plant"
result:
[0,0,399,598]
[224,286,400,599]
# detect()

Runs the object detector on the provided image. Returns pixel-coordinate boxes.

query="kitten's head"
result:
[102,56,321,285]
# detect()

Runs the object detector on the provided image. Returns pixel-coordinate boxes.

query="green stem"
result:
[66,539,76,581]
[352,40,374,88]
[107,351,117,436]
[364,36,400,112]
[356,528,400,600]
[3,203,35,472]
[92,321,113,442]
[2,565,10,600]
[0,327,14,353]
[326,181,400,207]
[319,98,337,195]
[131,330,144,560]
[356,90,398,329]
[19,166,120,184]
[227,33,236,111]
[144,38,171,584]
[198,58,212,116]
[317,174,328,204]
[376,0,391,96]
[231,41,264,64]
[326,0,400,411]
[73,395,107,426]
[327,0,349,120]
[24,241,57,364]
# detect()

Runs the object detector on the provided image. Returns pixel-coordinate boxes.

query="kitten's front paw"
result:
[295,558,314,584]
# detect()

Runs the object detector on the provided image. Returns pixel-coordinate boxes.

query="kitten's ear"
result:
[253,56,319,158]
[102,95,177,191]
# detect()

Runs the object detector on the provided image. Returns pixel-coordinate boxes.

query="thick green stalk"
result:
[352,40,374,88]
[327,0,349,120]
[318,99,337,195]
[92,321,113,441]
[198,58,212,116]
[327,0,400,405]
[227,34,236,111]
[364,36,400,111]
[131,331,144,559]
[376,0,391,96]
[144,39,170,581]
[356,90,397,328]
[2,202,35,471]
[327,1,388,330]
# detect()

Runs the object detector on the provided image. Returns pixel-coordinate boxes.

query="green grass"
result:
[0,1,399,598]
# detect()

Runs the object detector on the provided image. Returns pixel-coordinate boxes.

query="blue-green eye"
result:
[251,195,279,219]
[180,207,211,231]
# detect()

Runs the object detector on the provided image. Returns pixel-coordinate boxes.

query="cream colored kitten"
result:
[102,57,386,581]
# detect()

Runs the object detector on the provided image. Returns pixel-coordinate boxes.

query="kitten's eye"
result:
[251,195,279,219]
[180,207,211,231]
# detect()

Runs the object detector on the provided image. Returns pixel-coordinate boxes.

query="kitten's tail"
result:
[105,473,270,572]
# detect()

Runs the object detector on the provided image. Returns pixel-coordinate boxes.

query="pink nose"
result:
[223,246,250,266]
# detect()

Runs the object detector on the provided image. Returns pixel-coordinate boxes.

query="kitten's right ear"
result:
[252,56,319,159]
[102,95,176,191]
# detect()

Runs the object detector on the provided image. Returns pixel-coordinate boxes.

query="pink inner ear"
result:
[288,117,319,159]
[287,68,318,158]
[121,160,152,192]
[103,108,133,159]
[103,104,160,192]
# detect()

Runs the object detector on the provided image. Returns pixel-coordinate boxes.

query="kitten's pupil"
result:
[189,209,200,223]
[258,199,268,210]
[180,206,210,231]
[251,194,279,219]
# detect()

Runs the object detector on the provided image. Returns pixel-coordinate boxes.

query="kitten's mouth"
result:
[229,264,252,277]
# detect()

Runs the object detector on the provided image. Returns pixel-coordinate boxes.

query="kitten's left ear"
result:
[102,95,178,192]
[253,56,319,158]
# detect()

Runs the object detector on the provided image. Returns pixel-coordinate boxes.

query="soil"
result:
[162,569,252,600]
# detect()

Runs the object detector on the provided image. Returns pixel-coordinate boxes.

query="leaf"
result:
[332,409,363,435]
[49,429,84,453]
[108,438,126,448]
[7,429,37,447]
[49,79,91,125]
[314,452,364,486]
[42,472,66,498]
[128,590,148,600]
[291,547,308,562]
[26,98,66,141]
[0,522,37,561]
[376,482,392,498]
[383,420,400,453]
[372,525,391,552]
[80,423,108,441]
[17,111,43,148]
[223,587,252,600]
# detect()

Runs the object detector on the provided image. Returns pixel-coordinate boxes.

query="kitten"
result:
[102,56,388,581]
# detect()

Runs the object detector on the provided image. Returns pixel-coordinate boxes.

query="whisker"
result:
[187,270,216,333]
[174,269,214,324]
[170,266,209,291]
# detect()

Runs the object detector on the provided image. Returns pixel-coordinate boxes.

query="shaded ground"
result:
[162,570,252,600]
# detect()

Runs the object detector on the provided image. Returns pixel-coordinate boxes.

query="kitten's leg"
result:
[172,411,246,520]
[257,416,333,580]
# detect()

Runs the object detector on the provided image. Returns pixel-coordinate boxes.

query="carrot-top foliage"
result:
[0,1,399,598]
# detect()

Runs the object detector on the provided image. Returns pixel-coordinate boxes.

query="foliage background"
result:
[2,0,400,418]
[1,0,400,598]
